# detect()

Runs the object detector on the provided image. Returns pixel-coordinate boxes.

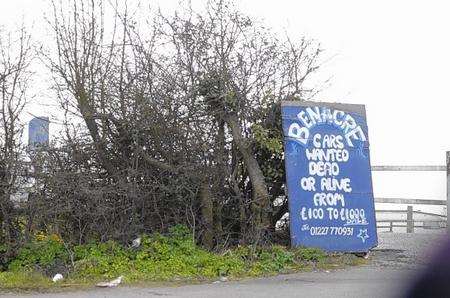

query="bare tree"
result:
[156,0,322,243]
[41,0,209,244]
[37,0,323,247]
[0,25,33,260]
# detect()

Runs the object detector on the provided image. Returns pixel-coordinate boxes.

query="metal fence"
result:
[372,151,450,233]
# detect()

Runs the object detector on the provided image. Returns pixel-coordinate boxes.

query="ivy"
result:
[252,124,283,154]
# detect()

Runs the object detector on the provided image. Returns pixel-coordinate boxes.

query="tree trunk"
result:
[0,190,19,260]
[230,146,248,243]
[214,120,226,241]
[225,114,271,242]
[199,177,214,249]
[75,89,117,176]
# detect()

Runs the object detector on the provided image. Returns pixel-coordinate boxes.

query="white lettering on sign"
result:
[313,193,345,207]
[288,107,367,147]
[308,161,340,176]
[320,178,352,192]
[305,148,349,162]
[296,106,370,241]
[288,122,309,145]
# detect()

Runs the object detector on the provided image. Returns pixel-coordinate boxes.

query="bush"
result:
[2,225,339,288]
[293,247,326,262]
[72,241,132,279]
[8,234,69,275]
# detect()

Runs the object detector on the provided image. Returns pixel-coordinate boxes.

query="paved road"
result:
[0,268,414,298]
[1,232,447,298]
[371,232,445,269]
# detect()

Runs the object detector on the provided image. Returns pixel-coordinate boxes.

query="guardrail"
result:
[371,151,450,233]
[375,206,446,233]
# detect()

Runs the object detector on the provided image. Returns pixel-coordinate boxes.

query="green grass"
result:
[0,226,366,291]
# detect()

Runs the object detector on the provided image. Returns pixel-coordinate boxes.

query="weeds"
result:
[0,225,363,290]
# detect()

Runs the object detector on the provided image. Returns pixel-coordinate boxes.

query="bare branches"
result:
[0,25,33,187]
[0,0,325,251]
[0,25,33,259]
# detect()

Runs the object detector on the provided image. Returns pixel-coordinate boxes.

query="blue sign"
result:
[281,101,377,252]
[29,117,49,148]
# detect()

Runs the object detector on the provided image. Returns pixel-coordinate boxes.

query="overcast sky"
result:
[2,0,449,169]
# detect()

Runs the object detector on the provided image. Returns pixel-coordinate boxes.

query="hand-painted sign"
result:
[281,101,377,252]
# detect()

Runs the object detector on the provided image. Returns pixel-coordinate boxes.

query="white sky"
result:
[2,0,449,200]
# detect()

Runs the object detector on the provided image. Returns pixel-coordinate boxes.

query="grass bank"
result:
[0,226,366,291]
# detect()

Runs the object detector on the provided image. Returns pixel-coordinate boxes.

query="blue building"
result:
[28,117,49,147]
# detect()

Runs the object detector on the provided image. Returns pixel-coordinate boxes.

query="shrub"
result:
[8,235,69,275]
[2,225,334,287]
[293,247,326,262]
[72,241,133,279]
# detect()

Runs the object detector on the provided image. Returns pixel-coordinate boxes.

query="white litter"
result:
[96,275,124,287]
[213,276,228,284]
[52,273,63,282]
[131,237,141,248]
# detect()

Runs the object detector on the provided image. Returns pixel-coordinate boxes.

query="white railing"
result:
[372,151,450,233]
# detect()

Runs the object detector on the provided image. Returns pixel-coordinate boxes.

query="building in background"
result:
[28,116,49,148]
[14,117,51,204]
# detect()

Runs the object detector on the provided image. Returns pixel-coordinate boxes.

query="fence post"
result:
[407,205,414,233]
[447,151,450,232]
[389,221,393,232]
